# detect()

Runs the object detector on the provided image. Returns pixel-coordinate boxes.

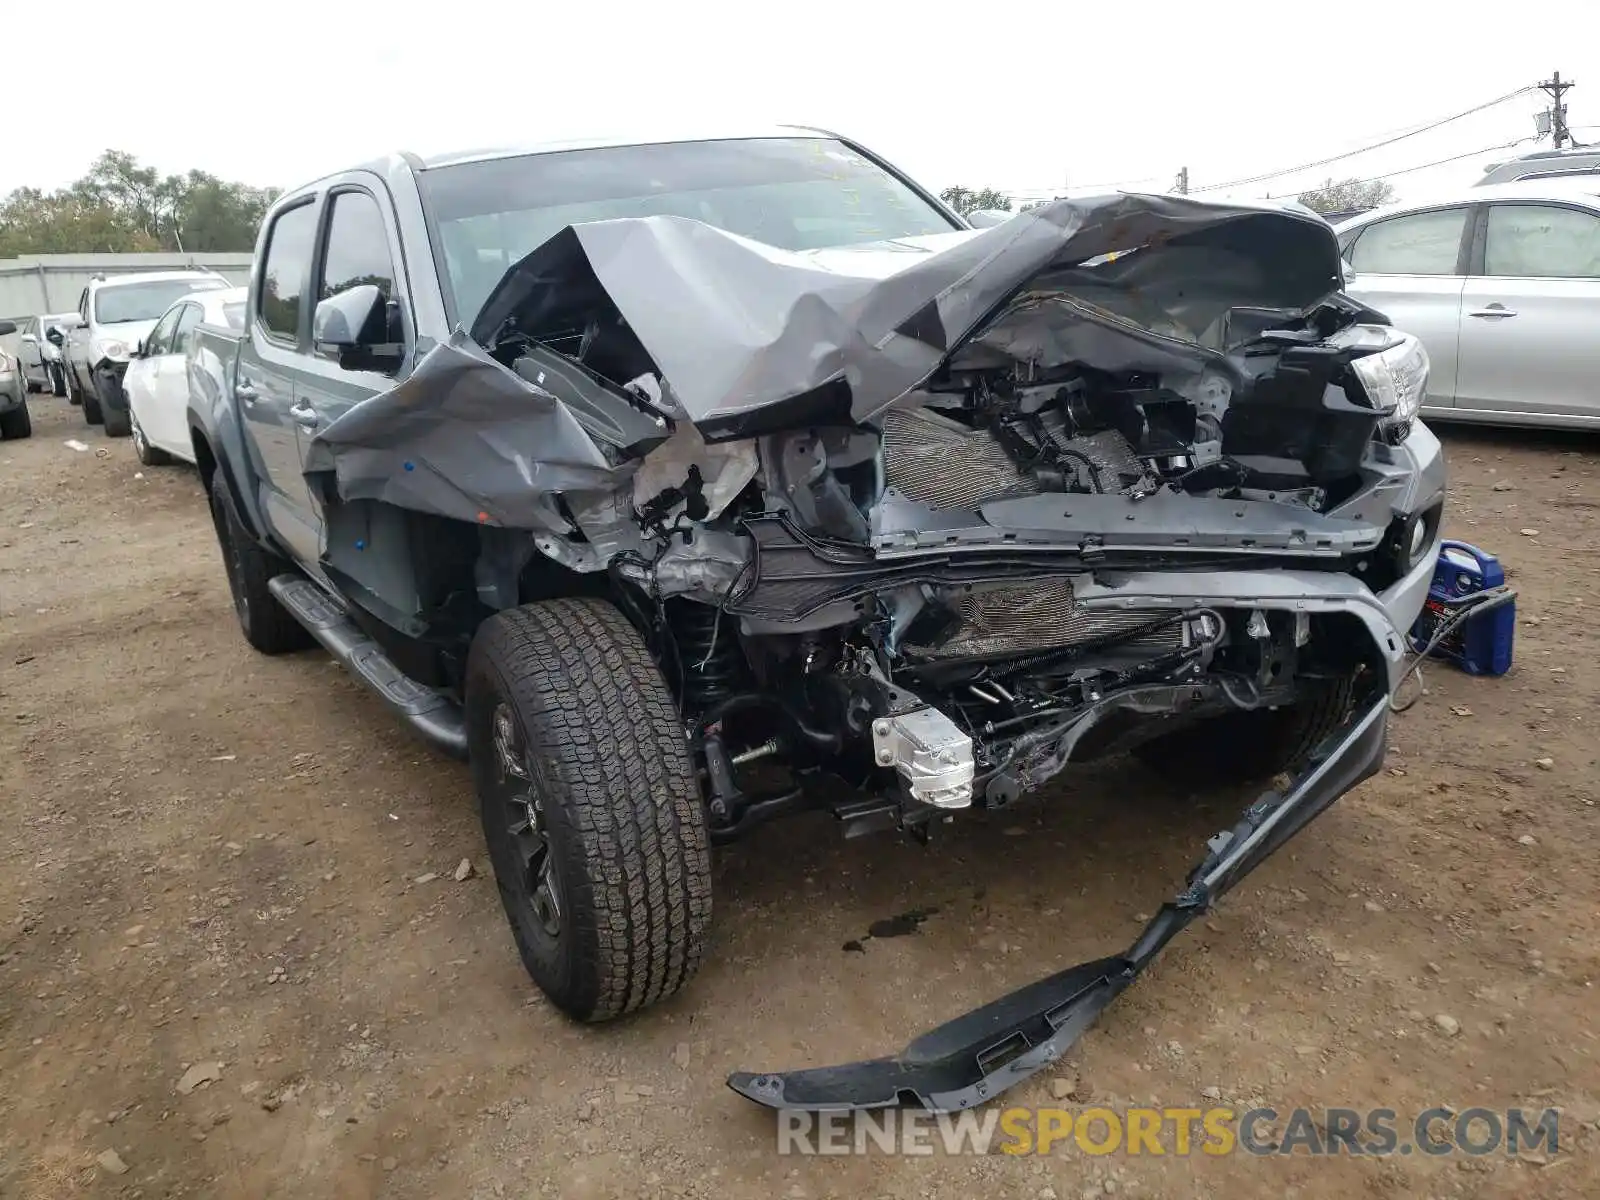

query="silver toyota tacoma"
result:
[191,130,1445,1113]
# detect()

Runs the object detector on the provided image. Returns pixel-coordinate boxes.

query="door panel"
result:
[240,199,323,565]
[125,305,182,445]
[1456,278,1598,417]
[1455,202,1600,419]
[153,304,203,454]
[1341,205,1473,408]
[295,184,411,557]
[1343,273,1466,408]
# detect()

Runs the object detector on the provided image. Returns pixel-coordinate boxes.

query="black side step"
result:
[268,575,468,760]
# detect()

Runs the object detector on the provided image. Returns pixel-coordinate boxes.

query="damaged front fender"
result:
[728,690,1390,1112]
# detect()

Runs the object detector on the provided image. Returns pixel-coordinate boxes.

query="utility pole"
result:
[1538,71,1575,148]
[1174,166,1189,195]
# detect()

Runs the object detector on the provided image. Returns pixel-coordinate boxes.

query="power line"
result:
[1321,138,1534,191]
[1192,86,1537,193]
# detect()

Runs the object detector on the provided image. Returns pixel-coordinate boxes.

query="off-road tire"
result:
[1134,675,1356,788]
[82,389,103,425]
[466,598,712,1022]
[0,403,31,440]
[131,412,172,465]
[207,471,312,655]
[102,403,132,438]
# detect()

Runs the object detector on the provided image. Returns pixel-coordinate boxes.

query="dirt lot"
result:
[1,397,1597,1200]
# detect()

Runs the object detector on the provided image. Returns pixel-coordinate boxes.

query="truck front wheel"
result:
[465,598,713,1022]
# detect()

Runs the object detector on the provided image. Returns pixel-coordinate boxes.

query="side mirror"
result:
[965,208,1013,229]
[313,283,386,348]
[20,333,37,345]
[45,326,66,346]
[0,320,15,337]
[132,339,146,358]
[313,284,401,371]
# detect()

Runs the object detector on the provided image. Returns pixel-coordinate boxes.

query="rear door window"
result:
[1347,208,1469,275]
[258,201,320,343]
[1483,203,1600,278]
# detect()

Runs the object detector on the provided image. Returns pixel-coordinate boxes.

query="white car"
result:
[60,270,233,436]
[122,286,247,465]
[1334,180,1600,429]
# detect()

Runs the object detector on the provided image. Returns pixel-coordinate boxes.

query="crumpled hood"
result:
[310,193,1344,531]
[470,193,1343,439]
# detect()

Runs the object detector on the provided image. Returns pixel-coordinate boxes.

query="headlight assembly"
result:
[1339,328,1429,445]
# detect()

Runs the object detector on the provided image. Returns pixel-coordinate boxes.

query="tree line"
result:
[939,177,1395,217]
[0,150,278,257]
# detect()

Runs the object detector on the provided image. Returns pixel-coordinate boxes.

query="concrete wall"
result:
[0,253,253,356]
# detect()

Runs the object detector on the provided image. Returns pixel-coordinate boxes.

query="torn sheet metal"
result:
[471,194,1343,438]
[303,331,632,530]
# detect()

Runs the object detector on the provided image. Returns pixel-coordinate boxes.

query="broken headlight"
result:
[1345,331,1428,445]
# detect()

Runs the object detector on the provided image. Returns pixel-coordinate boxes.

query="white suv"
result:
[58,271,232,436]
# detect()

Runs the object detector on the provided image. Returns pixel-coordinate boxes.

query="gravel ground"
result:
[2,396,1597,1199]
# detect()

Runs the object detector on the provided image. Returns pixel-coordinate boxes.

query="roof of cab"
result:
[405,124,839,170]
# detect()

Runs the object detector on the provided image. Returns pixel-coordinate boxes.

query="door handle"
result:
[234,380,259,403]
[1468,306,1517,319]
[289,401,320,429]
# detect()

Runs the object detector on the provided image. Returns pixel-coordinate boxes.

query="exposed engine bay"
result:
[306,192,1443,843]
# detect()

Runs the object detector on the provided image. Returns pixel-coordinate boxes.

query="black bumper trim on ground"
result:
[728,692,1390,1112]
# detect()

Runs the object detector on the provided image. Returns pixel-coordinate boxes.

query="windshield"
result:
[418,137,959,323]
[94,278,228,324]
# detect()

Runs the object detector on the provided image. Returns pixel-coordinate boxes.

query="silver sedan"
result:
[1334,180,1600,430]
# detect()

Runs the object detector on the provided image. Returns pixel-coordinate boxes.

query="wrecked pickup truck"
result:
[188,128,1445,1112]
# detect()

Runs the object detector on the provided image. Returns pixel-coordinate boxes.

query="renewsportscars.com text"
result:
[776,1106,1562,1158]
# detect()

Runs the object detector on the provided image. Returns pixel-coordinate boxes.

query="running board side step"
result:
[268,575,468,760]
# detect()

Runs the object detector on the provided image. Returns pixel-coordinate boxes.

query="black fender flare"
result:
[187,401,271,548]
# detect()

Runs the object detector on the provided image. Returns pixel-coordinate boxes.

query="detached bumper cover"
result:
[728,691,1390,1112]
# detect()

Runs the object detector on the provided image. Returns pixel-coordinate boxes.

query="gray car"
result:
[16,313,76,397]
[0,320,31,440]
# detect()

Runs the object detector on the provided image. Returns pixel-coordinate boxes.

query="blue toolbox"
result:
[1407,540,1516,676]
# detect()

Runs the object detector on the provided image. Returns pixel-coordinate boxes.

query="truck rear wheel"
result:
[465,598,712,1022]
[1133,675,1356,787]
[207,472,312,655]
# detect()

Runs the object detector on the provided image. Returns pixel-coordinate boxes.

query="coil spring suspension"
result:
[668,599,743,714]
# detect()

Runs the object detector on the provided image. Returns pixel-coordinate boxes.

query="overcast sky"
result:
[8,1,1598,207]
